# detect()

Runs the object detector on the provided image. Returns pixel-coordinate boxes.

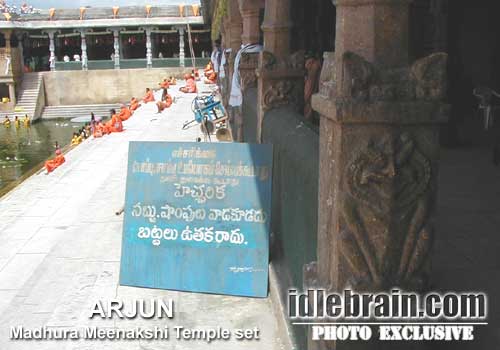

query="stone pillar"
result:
[8,83,16,105]
[228,0,243,80]
[80,30,88,70]
[113,29,121,69]
[16,32,24,66]
[255,0,297,143]
[4,30,12,53]
[261,0,291,57]
[178,27,185,67]
[307,0,449,348]
[145,28,153,69]
[238,0,261,45]
[47,30,56,71]
[3,30,12,76]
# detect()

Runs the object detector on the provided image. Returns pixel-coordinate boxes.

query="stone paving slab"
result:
[0,84,286,350]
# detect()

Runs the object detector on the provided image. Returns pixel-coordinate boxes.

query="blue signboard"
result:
[119,142,273,297]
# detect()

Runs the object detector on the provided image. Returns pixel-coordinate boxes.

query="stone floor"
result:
[432,146,500,349]
[0,84,287,350]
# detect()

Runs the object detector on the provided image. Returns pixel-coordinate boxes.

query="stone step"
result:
[41,104,122,120]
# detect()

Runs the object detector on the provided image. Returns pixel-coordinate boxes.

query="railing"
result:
[120,59,147,69]
[53,57,211,71]
[54,61,81,71]
[88,60,115,70]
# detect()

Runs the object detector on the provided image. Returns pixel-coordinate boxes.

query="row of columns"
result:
[43,26,188,71]
[219,2,448,350]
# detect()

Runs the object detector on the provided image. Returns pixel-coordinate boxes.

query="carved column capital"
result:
[255,50,305,142]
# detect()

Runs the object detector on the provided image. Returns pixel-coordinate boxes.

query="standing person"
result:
[3,116,11,128]
[23,114,30,127]
[90,112,96,134]
[14,116,20,128]
[210,40,222,80]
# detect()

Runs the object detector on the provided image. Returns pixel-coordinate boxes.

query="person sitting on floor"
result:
[104,109,123,134]
[204,62,212,73]
[179,74,197,93]
[156,88,173,113]
[159,79,170,90]
[93,120,104,138]
[130,97,140,112]
[118,104,132,121]
[71,132,82,146]
[84,124,91,138]
[142,88,155,103]
[45,148,65,174]
[192,69,200,81]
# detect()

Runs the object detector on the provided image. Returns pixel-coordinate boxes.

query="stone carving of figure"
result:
[304,52,322,120]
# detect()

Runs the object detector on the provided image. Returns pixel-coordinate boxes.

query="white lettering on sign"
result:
[136,225,247,247]
[131,203,267,224]
[173,184,226,204]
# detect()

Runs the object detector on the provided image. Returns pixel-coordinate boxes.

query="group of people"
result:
[44,76,180,174]
[0,1,37,15]
[3,115,30,128]
[71,125,92,146]
[63,54,81,63]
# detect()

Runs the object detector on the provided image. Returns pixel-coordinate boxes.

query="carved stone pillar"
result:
[239,51,260,93]
[238,0,261,45]
[8,83,16,105]
[228,0,243,81]
[145,27,153,69]
[261,0,291,57]
[79,30,88,70]
[3,30,12,75]
[255,51,304,142]
[112,29,121,69]
[178,27,185,67]
[307,0,449,348]
[256,0,296,143]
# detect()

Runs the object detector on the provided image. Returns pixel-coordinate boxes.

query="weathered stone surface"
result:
[255,50,305,142]
[309,0,449,348]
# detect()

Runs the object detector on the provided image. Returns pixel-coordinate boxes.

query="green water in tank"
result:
[0,119,83,195]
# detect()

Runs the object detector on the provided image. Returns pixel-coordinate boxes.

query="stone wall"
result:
[244,91,319,349]
[42,67,194,106]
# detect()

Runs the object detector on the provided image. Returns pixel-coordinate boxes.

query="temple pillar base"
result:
[308,49,449,350]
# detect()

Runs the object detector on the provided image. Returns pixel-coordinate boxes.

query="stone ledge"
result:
[312,94,450,125]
